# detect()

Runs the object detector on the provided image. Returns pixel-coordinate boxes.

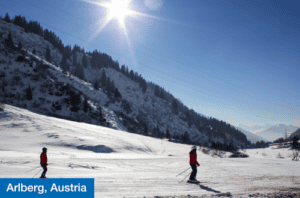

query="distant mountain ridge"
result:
[234,127,267,143]
[238,123,271,134]
[255,124,299,142]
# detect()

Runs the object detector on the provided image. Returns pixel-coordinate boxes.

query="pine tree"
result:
[143,123,148,136]
[182,131,191,143]
[106,77,111,91]
[121,99,132,114]
[60,55,69,72]
[83,97,89,113]
[129,70,134,80]
[114,88,122,100]
[17,41,22,51]
[4,13,10,23]
[93,79,99,90]
[45,45,52,62]
[110,80,115,93]
[159,90,165,99]
[72,52,77,65]
[4,32,14,49]
[25,85,33,101]
[172,99,179,115]
[74,63,85,80]
[154,85,159,97]
[166,128,170,139]
[121,65,126,74]
[101,70,107,88]
[82,54,88,68]
[142,81,147,93]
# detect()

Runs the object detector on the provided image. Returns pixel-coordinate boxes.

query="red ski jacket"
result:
[189,149,199,165]
[40,152,47,165]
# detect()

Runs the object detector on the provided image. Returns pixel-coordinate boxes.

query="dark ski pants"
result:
[189,164,197,180]
[41,164,47,178]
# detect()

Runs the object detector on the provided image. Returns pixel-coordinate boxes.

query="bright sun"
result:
[108,0,131,24]
[92,0,133,30]
[86,0,165,33]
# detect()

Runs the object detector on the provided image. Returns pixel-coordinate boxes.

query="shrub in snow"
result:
[32,101,41,108]
[51,102,62,111]
[212,149,226,158]
[121,99,132,114]
[15,55,25,62]
[277,152,284,159]
[202,148,210,155]
[70,105,80,112]
[229,150,249,158]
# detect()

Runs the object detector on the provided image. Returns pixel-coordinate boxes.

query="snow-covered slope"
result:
[0,20,63,66]
[1,104,300,198]
[0,18,250,149]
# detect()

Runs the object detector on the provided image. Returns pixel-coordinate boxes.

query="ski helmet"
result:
[42,147,47,152]
[191,145,197,150]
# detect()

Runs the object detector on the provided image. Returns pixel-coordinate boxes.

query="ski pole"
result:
[180,171,191,183]
[25,166,40,173]
[33,169,42,178]
[176,167,190,177]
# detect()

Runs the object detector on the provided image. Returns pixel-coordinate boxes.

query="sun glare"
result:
[108,0,131,25]
[84,0,170,69]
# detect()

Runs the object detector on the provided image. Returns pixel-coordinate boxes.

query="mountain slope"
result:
[290,128,300,139]
[0,18,250,148]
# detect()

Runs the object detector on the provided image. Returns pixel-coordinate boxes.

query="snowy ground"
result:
[0,104,299,198]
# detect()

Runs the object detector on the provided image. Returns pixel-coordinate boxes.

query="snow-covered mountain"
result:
[238,123,272,134]
[234,127,267,143]
[256,124,299,142]
[0,18,250,149]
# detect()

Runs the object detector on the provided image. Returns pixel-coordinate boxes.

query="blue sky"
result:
[1,0,299,129]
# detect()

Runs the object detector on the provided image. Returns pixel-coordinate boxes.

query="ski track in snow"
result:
[0,105,300,198]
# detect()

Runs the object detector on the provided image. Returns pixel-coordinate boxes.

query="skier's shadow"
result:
[190,183,221,193]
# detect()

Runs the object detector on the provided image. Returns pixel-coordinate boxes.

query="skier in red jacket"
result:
[188,145,200,183]
[40,147,48,178]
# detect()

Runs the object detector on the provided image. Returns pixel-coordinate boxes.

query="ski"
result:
[187,180,200,184]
